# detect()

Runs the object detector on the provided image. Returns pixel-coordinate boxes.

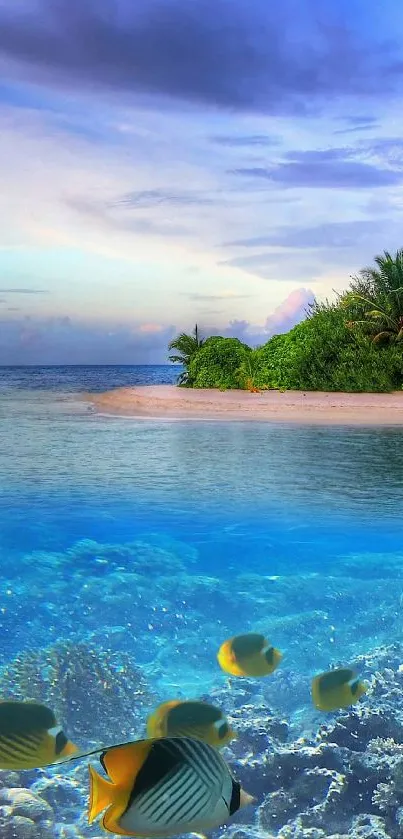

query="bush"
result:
[255,304,403,392]
[188,336,251,389]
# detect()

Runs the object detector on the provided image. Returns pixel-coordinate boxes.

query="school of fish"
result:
[0,631,369,837]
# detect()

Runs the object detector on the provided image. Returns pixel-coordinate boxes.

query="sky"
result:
[2,0,403,363]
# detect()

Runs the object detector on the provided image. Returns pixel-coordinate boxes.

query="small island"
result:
[86,249,403,424]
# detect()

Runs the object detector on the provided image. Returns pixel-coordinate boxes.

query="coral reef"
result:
[0,640,151,747]
[3,533,403,838]
[219,648,403,839]
[2,643,403,838]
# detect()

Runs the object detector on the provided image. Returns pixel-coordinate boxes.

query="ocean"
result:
[1,364,403,838]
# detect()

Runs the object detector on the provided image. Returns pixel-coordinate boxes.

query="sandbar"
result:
[83,385,403,425]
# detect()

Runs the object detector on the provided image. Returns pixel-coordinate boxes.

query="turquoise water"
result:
[1,365,403,836]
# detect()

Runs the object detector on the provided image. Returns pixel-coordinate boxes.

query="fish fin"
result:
[88,763,115,823]
[101,740,153,787]
[146,700,180,738]
[102,805,135,836]
[58,739,79,759]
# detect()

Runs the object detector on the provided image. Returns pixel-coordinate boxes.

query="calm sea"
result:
[1,364,403,834]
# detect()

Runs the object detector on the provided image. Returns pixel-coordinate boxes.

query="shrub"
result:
[188,336,251,389]
[256,304,403,392]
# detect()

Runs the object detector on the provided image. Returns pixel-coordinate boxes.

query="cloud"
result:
[0,285,317,362]
[220,251,322,279]
[264,287,315,335]
[0,315,176,365]
[0,287,49,293]
[0,0,401,114]
[67,196,193,238]
[333,114,379,135]
[210,134,280,147]
[182,291,254,301]
[225,220,388,250]
[232,157,402,189]
[111,189,215,209]
[202,287,316,345]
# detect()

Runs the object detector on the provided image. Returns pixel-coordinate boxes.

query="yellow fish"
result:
[88,736,255,837]
[146,699,236,748]
[217,633,282,677]
[0,700,78,770]
[311,668,367,712]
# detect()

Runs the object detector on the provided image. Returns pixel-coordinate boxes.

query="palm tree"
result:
[343,248,403,344]
[168,324,204,384]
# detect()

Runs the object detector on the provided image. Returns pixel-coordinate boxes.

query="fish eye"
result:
[218,722,229,739]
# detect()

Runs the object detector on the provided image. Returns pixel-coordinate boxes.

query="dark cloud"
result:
[333,114,379,134]
[0,288,49,293]
[111,189,215,209]
[0,315,176,365]
[0,286,316,361]
[284,148,355,162]
[334,123,379,135]
[225,220,388,249]
[0,0,401,113]
[232,157,402,189]
[210,134,280,147]
[346,115,379,126]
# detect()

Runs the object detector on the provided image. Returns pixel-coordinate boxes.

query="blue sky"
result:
[1,0,403,363]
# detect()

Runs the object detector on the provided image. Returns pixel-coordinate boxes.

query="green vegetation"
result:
[168,323,204,385]
[342,248,403,345]
[188,336,251,389]
[169,250,403,392]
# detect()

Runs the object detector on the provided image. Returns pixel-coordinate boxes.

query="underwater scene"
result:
[2,366,403,839]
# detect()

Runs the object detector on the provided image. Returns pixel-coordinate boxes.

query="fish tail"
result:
[88,763,115,823]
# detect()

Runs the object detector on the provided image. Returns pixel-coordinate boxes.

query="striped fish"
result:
[88,736,255,837]
[0,700,78,770]
[146,699,236,749]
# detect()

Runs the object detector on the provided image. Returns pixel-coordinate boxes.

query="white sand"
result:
[84,385,403,425]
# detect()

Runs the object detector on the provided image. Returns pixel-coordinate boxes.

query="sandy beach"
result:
[84,385,403,425]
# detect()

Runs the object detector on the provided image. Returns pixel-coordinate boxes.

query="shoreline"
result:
[83,385,403,426]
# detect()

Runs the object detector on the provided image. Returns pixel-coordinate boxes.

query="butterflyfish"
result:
[146,699,236,749]
[311,668,367,712]
[217,633,282,677]
[0,700,78,770]
[88,735,255,837]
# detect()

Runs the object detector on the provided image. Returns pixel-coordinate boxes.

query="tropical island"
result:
[168,249,403,394]
[86,249,403,424]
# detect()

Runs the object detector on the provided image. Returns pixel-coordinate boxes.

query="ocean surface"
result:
[1,364,403,837]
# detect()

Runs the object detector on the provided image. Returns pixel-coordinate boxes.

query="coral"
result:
[0,640,151,746]
[0,787,55,839]
[217,650,403,838]
[20,537,195,579]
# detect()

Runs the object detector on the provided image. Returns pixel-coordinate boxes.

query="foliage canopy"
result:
[168,250,403,392]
